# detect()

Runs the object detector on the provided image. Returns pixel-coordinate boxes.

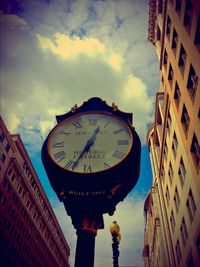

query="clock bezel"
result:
[47,111,134,174]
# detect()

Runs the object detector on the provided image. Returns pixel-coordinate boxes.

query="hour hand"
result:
[72,148,86,170]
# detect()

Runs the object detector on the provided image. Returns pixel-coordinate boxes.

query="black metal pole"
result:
[112,234,120,267]
[74,229,96,267]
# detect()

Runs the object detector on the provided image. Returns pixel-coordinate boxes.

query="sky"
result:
[0,0,160,266]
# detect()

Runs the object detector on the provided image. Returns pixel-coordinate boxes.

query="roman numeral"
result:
[53,151,66,162]
[52,142,64,147]
[59,130,71,136]
[117,140,129,145]
[88,118,97,126]
[64,160,74,170]
[84,164,92,172]
[104,162,110,169]
[72,121,82,129]
[113,128,124,134]
[112,150,125,159]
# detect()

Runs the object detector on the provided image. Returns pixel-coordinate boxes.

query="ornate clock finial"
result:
[112,102,118,111]
[71,104,78,112]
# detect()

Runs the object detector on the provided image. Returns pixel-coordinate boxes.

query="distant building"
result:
[143,0,200,267]
[0,116,70,267]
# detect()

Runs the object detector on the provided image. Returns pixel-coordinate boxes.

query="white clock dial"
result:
[48,112,133,173]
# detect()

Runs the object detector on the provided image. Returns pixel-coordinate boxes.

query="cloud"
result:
[53,194,145,267]
[36,33,106,60]
[1,13,154,151]
[119,75,153,138]
[37,32,123,71]
[1,0,159,91]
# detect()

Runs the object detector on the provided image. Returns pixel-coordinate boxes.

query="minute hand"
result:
[86,126,100,147]
[72,126,100,170]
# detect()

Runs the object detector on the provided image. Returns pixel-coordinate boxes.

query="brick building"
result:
[0,116,70,267]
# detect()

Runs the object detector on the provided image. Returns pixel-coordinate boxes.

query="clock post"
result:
[72,214,104,267]
[41,97,141,267]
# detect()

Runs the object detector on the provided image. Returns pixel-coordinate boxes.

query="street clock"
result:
[42,97,141,216]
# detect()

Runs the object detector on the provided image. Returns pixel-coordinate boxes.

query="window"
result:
[175,239,182,264]
[196,233,200,257]
[173,131,178,149]
[163,49,168,66]
[175,0,181,12]
[166,15,171,35]
[18,184,24,197]
[174,187,180,212]
[1,153,6,163]
[187,64,198,99]
[172,132,178,159]
[26,198,30,209]
[189,188,196,214]
[158,0,163,14]
[186,199,193,223]
[194,14,200,47]
[7,167,13,176]
[5,144,10,153]
[11,173,16,182]
[165,186,170,205]
[157,26,161,42]
[172,28,178,50]
[160,165,165,180]
[30,178,36,189]
[187,255,195,267]
[168,110,172,125]
[178,157,186,186]
[0,191,6,204]
[183,0,192,31]
[164,142,168,161]
[13,193,19,207]
[178,44,187,74]
[174,82,181,106]
[168,64,174,82]
[180,217,188,246]
[42,201,46,210]
[3,179,11,193]
[154,130,160,146]
[0,132,5,143]
[190,133,200,168]
[170,210,176,232]
[181,104,190,134]
[167,110,172,135]
[168,161,173,184]
[166,120,171,136]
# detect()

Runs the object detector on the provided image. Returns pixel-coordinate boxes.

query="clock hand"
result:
[86,126,100,147]
[72,145,89,170]
[72,126,100,170]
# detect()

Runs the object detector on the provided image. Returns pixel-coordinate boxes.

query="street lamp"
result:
[110,221,121,267]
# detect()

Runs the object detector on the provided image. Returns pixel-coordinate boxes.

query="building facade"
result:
[0,116,70,267]
[143,0,200,267]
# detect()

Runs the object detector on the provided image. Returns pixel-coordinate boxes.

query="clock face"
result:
[47,112,133,173]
